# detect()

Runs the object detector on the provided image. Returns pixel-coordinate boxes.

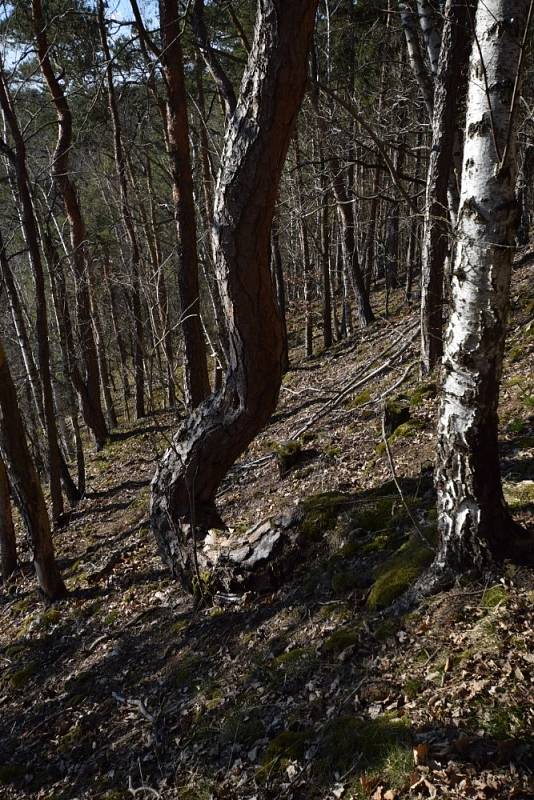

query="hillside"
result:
[0,262,533,800]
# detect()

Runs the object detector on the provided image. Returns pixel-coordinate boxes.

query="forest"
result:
[0,0,533,798]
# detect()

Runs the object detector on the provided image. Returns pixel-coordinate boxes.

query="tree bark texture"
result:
[0,338,66,598]
[160,0,211,409]
[434,0,531,577]
[151,0,320,591]
[420,0,474,374]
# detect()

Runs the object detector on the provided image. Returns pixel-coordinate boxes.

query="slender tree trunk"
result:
[151,0,319,590]
[0,338,66,599]
[98,0,146,419]
[420,0,474,374]
[271,217,290,372]
[0,69,64,522]
[0,454,17,581]
[294,132,314,357]
[32,0,108,449]
[331,160,374,326]
[433,0,532,580]
[160,0,210,408]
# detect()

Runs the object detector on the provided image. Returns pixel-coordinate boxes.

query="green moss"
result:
[345,388,372,409]
[259,731,309,777]
[40,608,61,628]
[12,597,32,614]
[316,714,412,780]
[57,723,85,753]
[9,663,37,689]
[373,619,399,642]
[104,610,119,626]
[508,418,526,434]
[222,707,266,747]
[408,382,437,408]
[323,627,359,654]
[0,765,24,784]
[482,585,508,608]
[324,445,341,458]
[273,440,302,475]
[384,400,411,434]
[508,344,523,363]
[168,655,204,689]
[376,420,424,455]
[366,530,437,610]
[503,480,534,509]
[5,643,27,659]
[403,678,423,700]
[299,492,349,541]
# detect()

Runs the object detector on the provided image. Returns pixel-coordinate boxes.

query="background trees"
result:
[0,0,532,598]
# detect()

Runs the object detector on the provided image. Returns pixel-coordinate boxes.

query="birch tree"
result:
[432,0,533,580]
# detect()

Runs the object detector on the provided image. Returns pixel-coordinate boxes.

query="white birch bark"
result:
[434,0,531,575]
[416,0,442,77]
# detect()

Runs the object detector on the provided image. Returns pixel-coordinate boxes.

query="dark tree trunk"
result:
[151,0,320,591]
[0,69,64,522]
[160,0,211,408]
[271,217,290,372]
[0,338,66,599]
[331,160,374,327]
[32,0,108,449]
[0,455,17,581]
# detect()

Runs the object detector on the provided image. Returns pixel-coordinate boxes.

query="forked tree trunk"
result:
[420,0,474,374]
[160,0,211,408]
[0,454,17,581]
[0,338,66,599]
[151,0,319,590]
[433,0,532,580]
[32,0,108,450]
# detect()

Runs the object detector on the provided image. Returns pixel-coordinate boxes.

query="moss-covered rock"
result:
[376,420,424,455]
[366,530,437,610]
[384,400,411,435]
[345,388,372,409]
[323,627,360,655]
[273,440,302,476]
[482,585,508,608]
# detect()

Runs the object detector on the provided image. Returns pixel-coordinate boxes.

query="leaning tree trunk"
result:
[433,0,532,580]
[0,454,17,581]
[32,0,108,449]
[151,0,320,591]
[0,338,66,599]
[420,0,474,374]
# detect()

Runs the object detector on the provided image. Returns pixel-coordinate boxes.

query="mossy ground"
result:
[1,265,532,800]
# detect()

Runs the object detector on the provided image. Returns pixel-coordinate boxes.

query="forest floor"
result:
[1,258,533,800]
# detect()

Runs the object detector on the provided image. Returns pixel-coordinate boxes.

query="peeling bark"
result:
[433,0,531,577]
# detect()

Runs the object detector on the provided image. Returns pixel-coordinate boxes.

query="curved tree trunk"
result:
[151,0,320,591]
[32,0,108,449]
[0,338,66,599]
[433,0,532,580]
